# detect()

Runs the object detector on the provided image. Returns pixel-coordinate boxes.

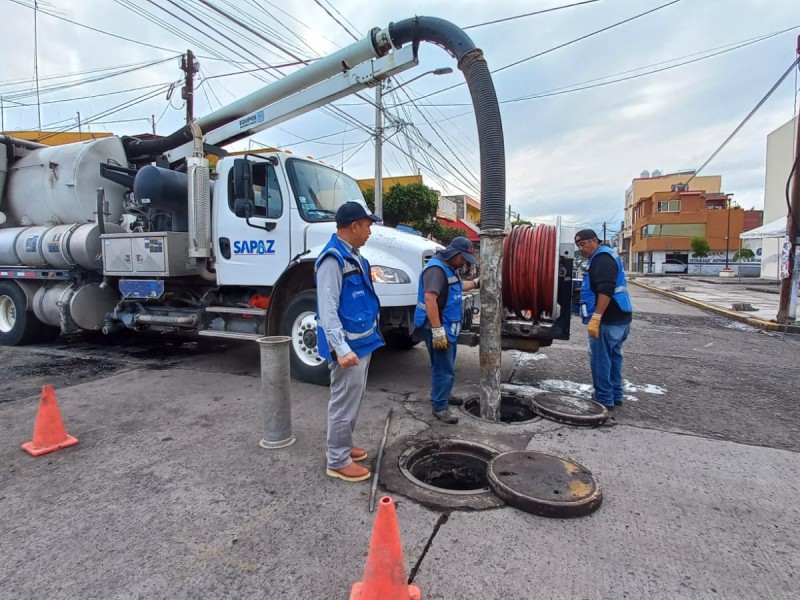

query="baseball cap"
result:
[574,228,599,243]
[441,236,476,264]
[335,201,381,227]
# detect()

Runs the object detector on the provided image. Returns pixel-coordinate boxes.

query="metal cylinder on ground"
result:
[257,335,296,449]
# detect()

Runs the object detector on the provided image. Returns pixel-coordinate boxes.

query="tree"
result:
[690,236,710,275]
[431,222,467,246]
[383,182,440,236]
[733,248,755,262]
[511,218,533,227]
[361,186,376,212]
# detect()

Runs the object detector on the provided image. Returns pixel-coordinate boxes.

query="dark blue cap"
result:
[335,201,381,227]
[440,236,476,264]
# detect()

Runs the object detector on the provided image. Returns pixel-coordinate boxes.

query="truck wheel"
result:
[0,282,42,346]
[280,290,329,386]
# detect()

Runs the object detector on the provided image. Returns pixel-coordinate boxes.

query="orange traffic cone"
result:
[21,385,79,457]
[350,496,421,600]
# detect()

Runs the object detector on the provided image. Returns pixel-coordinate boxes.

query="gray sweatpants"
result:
[327,354,372,470]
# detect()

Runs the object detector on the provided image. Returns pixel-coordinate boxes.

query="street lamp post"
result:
[722,195,735,277]
[374,67,453,221]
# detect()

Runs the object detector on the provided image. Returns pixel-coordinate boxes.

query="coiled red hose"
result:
[502,224,557,320]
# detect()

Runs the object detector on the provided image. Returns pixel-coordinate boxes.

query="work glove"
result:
[432,326,449,351]
[472,278,480,289]
[587,314,602,339]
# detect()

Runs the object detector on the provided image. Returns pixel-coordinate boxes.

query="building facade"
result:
[629,187,754,275]
[623,171,722,270]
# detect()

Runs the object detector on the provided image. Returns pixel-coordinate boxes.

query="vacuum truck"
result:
[0,17,572,385]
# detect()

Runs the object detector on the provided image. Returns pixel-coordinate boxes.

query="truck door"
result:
[214,158,292,286]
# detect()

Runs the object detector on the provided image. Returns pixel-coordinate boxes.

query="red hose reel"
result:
[502,224,557,321]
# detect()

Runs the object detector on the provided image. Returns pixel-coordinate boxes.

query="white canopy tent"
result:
[740,217,788,280]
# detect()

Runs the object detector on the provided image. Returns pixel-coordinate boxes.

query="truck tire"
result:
[0,282,43,346]
[280,290,330,386]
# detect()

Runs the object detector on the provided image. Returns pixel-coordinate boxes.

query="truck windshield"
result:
[286,158,365,222]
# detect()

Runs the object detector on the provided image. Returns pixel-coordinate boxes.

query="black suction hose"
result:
[388,17,506,230]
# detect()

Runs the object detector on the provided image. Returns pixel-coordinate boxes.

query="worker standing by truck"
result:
[575,229,633,410]
[414,237,480,424]
[315,202,383,482]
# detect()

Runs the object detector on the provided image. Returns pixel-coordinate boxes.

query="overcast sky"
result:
[3,0,799,235]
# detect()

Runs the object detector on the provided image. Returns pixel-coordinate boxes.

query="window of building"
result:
[642,223,705,238]
[657,200,681,213]
[670,183,688,192]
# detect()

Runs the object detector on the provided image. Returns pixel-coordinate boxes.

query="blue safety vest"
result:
[579,245,633,324]
[414,256,463,342]
[314,235,384,360]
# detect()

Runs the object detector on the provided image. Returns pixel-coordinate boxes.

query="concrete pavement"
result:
[630,275,800,333]
[1,283,799,599]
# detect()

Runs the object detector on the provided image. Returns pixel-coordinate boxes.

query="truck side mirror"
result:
[233,198,254,219]
[232,158,255,216]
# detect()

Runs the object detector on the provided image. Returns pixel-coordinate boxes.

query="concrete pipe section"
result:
[381,432,525,511]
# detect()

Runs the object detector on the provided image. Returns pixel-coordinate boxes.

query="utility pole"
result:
[180,50,199,124]
[34,0,42,130]
[1,96,4,131]
[151,114,156,135]
[602,222,606,244]
[374,80,384,221]
[76,112,81,136]
[777,35,800,324]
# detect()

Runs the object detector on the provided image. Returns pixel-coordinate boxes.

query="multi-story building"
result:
[623,170,722,270]
[629,185,755,274]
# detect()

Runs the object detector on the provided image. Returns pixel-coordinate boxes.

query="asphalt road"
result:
[1,284,798,599]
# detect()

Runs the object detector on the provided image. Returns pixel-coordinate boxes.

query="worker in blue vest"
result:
[315,202,383,482]
[575,229,633,410]
[414,237,480,424]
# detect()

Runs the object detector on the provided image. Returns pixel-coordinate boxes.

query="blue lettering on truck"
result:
[233,240,276,255]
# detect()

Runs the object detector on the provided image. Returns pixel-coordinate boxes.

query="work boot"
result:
[433,408,459,424]
[613,398,624,406]
[326,462,371,482]
[350,447,368,462]
[448,395,463,406]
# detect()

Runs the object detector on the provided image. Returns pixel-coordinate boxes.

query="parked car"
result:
[662,259,688,274]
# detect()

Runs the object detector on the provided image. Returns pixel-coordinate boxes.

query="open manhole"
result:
[462,393,541,424]
[398,439,499,496]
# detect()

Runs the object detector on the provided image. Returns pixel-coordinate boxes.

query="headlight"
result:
[371,265,410,284]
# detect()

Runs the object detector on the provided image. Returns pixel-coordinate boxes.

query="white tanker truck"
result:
[0,17,573,385]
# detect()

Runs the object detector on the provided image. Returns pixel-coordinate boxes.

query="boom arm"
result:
[165,46,418,164]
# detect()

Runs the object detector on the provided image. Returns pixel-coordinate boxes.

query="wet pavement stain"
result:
[0,356,120,404]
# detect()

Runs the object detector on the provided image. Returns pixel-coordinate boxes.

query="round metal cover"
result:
[532,392,608,426]
[488,451,602,518]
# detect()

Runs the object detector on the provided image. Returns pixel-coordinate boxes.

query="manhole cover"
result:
[488,451,602,518]
[532,392,608,426]
[463,393,540,424]
[398,439,499,496]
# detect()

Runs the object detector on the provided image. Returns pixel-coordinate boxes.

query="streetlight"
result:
[723,194,736,275]
[374,67,453,220]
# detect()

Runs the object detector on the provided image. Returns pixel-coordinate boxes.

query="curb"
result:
[629,279,800,334]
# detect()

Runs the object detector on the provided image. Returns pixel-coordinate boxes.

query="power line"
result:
[395,0,683,106]
[463,0,600,30]
[312,0,358,42]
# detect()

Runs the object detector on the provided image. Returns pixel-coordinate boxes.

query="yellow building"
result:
[2,130,113,145]
[622,170,722,270]
[356,175,423,193]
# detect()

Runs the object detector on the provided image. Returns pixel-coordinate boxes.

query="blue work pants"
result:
[588,323,630,407]
[423,328,458,412]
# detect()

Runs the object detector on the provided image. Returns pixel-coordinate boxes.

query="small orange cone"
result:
[350,496,421,600]
[21,385,79,457]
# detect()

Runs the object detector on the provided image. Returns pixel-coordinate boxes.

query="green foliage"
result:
[733,248,755,262]
[690,236,710,258]
[361,187,376,212]
[383,183,440,235]
[430,222,467,246]
[511,219,533,227]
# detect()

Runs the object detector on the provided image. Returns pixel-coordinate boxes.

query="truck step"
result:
[198,330,263,341]
[204,305,266,315]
